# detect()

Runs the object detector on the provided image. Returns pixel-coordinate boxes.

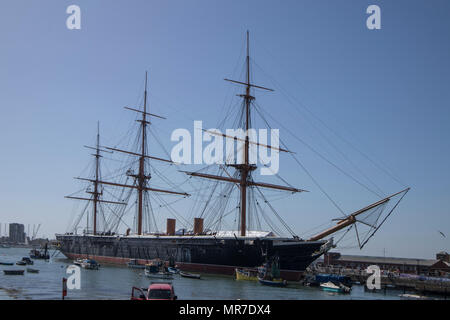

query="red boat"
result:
[131,282,177,300]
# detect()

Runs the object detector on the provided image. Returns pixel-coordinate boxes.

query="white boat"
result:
[127,259,145,269]
[73,258,84,266]
[180,271,201,279]
[320,281,351,293]
[73,258,100,270]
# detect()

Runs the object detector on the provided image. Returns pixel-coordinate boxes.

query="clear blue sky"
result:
[0,0,449,259]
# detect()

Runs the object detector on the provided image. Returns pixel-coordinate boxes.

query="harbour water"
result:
[0,247,433,300]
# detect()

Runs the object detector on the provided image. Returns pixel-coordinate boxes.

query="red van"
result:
[131,282,177,300]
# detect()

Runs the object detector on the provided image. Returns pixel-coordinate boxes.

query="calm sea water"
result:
[0,247,415,300]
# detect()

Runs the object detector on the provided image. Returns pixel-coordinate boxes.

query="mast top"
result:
[224,32,274,93]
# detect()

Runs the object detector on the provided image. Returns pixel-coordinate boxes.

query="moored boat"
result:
[320,281,351,294]
[29,244,50,260]
[73,258,99,269]
[0,261,14,266]
[235,268,258,281]
[16,261,26,266]
[179,271,201,279]
[3,270,25,275]
[257,257,287,287]
[26,268,40,273]
[81,259,100,270]
[20,257,34,265]
[73,258,84,266]
[144,268,173,279]
[127,259,145,269]
[167,267,179,274]
[258,276,287,287]
[144,260,173,279]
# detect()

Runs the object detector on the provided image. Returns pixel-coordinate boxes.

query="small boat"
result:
[179,271,201,279]
[80,259,100,270]
[144,268,174,279]
[167,267,179,274]
[235,268,258,281]
[29,244,50,260]
[21,257,34,265]
[256,258,286,287]
[73,258,99,269]
[144,260,173,279]
[127,259,145,269]
[3,270,25,275]
[16,261,26,266]
[320,281,351,294]
[26,268,40,273]
[258,276,287,287]
[0,261,14,266]
[144,261,173,279]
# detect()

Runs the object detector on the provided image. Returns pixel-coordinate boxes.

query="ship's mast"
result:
[66,124,127,234]
[92,122,101,235]
[240,31,252,236]
[137,72,150,235]
[75,72,189,236]
[183,32,307,237]
[85,122,102,235]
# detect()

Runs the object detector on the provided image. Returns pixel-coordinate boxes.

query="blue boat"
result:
[258,276,287,287]
[167,267,179,274]
[320,281,351,293]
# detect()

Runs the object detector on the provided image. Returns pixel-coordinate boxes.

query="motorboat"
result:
[73,258,100,270]
[179,271,201,279]
[320,281,351,293]
[127,259,145,269]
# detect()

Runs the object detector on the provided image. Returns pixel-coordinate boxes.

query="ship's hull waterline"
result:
[56,234,328,281]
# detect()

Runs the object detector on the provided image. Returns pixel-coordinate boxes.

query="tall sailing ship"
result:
[56,33,409,280]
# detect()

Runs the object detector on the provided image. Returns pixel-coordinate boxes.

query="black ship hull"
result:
[56,234,329,280]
